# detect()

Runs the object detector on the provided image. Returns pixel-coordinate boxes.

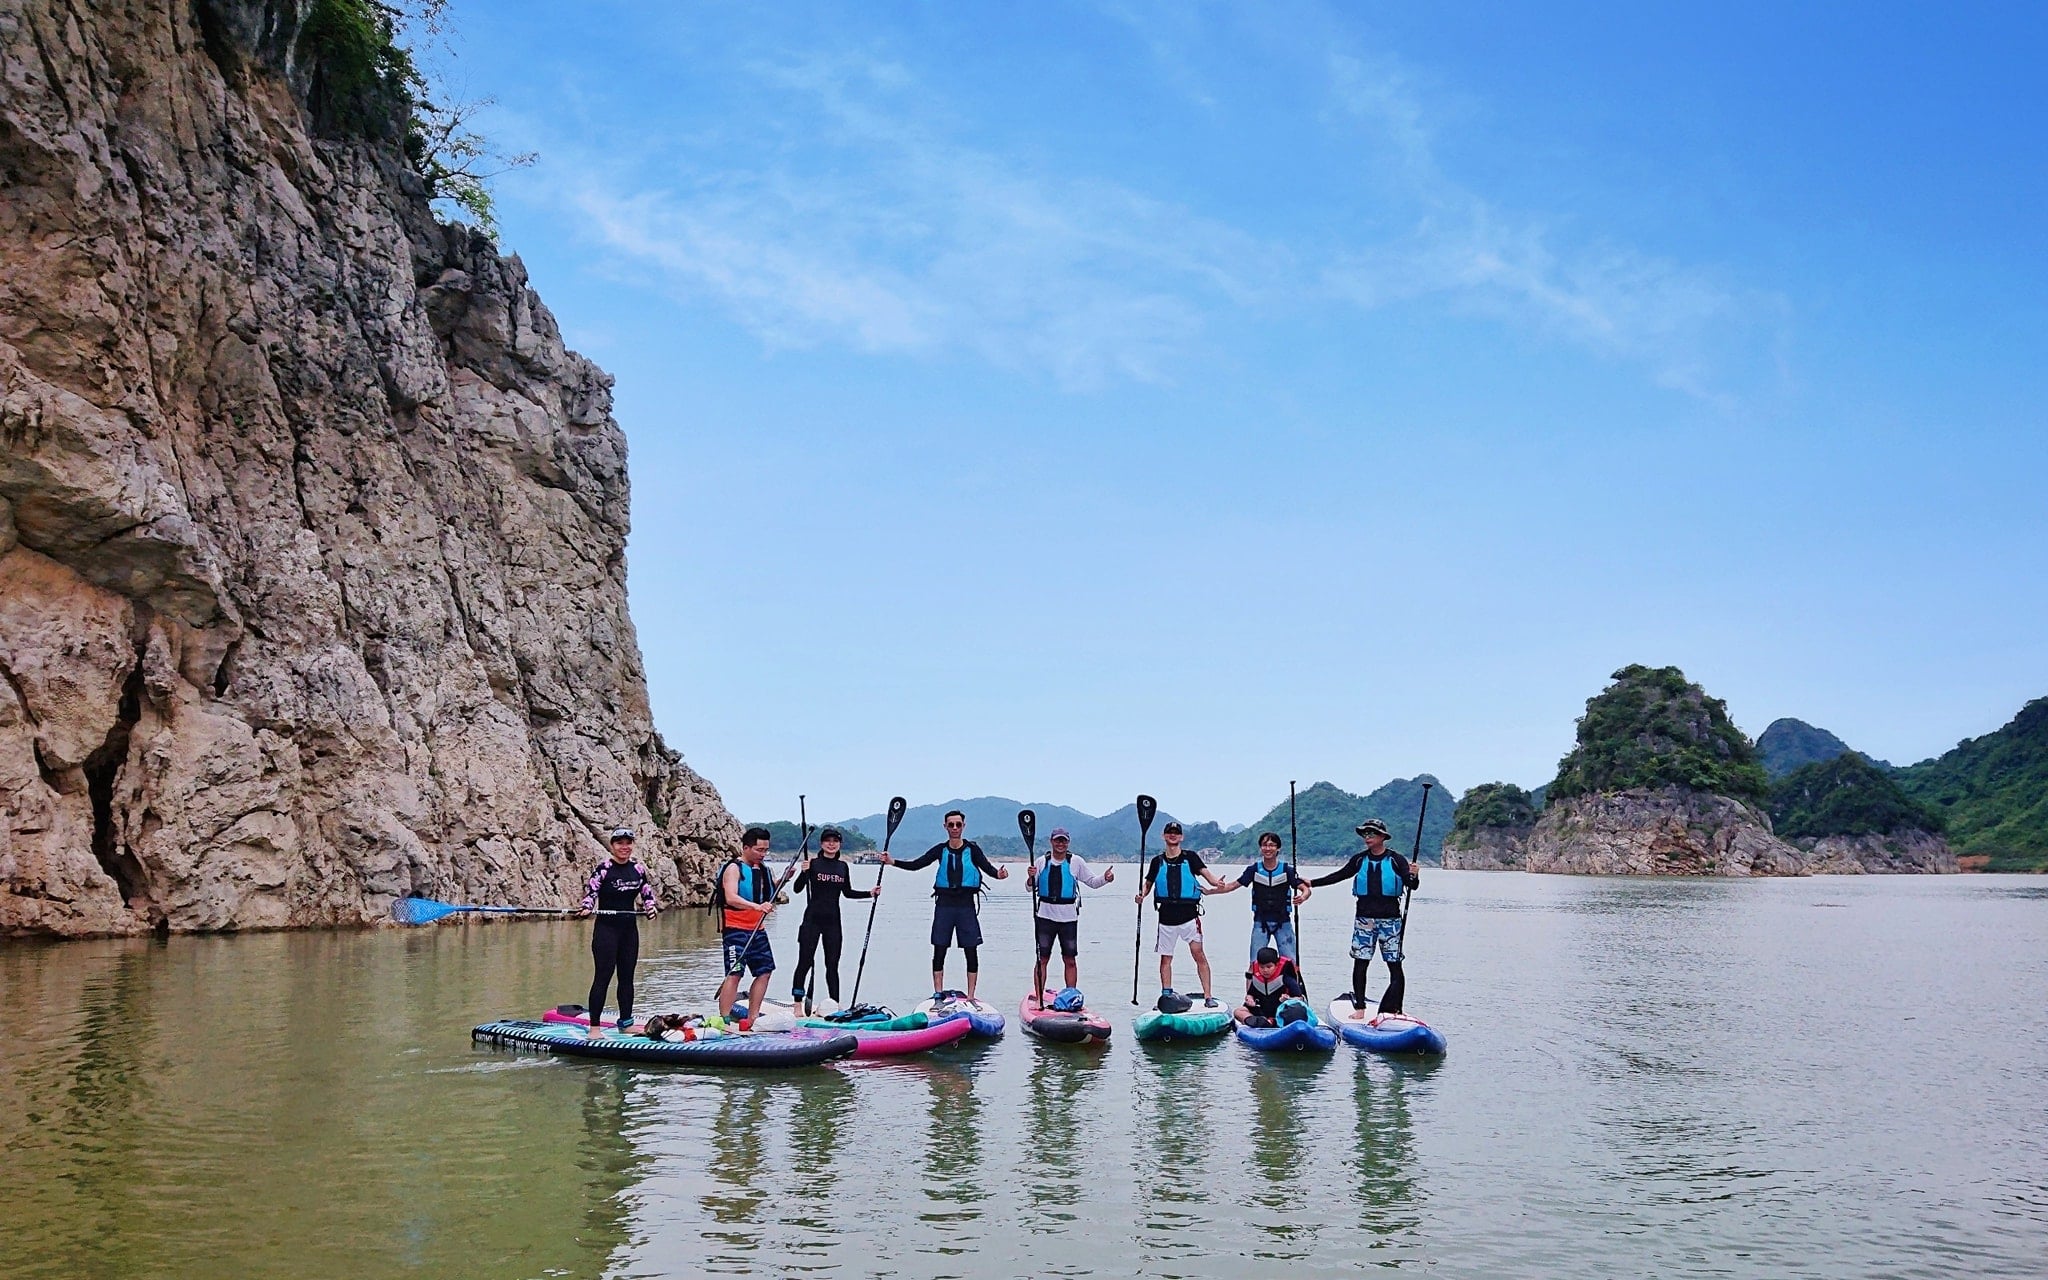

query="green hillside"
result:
[1549,664,1770,804]
[1449,782,1539,835]
[1218,777,1456,865]
[1894,697,2048,870]
[748,820,875,853]
[1756,718,1890,778]
[1767,755,1941,840]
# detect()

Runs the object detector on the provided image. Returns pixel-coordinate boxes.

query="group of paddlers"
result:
[574,809,1421,1034]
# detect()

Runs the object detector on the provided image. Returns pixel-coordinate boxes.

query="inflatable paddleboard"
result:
[1233,1006,1337,1053]
[914,990,1005,1038]
[474,1018,856,1067]
[1133,996,1232,1043]
[798,1009,928,1033]
[1019,991,1112,1044]
[1327,996,1448,1056]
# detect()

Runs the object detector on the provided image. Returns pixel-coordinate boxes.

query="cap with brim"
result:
[1354,818,1391,840]
[820,827,843,841]
[1162,821,1183,833]
[609,827,635,842]
[1049,828,1071,840]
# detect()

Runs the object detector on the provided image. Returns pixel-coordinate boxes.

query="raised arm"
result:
[1309,853,1364,888]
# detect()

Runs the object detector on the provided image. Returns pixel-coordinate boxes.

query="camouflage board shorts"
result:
[1350,917,1404,962]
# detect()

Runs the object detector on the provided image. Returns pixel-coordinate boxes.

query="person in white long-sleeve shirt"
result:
[1030,828,1115,991]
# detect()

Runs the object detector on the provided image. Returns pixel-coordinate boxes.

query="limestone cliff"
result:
[1796,831,1958,875]
[1520,786,1807,877]
[0,0,738,937]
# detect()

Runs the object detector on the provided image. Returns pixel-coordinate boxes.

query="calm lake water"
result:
[4,868,2045,1279]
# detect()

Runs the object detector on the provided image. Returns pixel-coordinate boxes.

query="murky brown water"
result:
[4,870,2044,1278]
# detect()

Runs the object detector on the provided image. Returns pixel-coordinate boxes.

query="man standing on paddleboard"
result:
[1030,827,1114,991]
[879,810,1008,1000]
[576,827,659,1037]
[715,827,780,1021]
[1133,821,1229,1003]
[1308,817,1420,1016]
[1206,831,1310,962]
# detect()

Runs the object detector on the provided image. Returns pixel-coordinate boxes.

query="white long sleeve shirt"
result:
[1031,853,1111,923]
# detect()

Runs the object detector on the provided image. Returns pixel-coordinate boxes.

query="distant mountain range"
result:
[769,779,1460,865]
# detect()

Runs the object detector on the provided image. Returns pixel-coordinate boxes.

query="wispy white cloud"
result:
[540,19,1781,399]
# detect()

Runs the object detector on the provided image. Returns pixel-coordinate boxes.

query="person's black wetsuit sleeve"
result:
[1395,853,1420,889]
[843,877,873,900]
[969,844,999,877]
[1309,853,1365,888]
[892,845,943,872]
[791,863,814,895]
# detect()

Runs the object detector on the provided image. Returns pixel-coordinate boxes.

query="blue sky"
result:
[424,2,2046,825]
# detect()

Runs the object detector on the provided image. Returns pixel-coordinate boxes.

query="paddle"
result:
[1401,781,1433,945]
[847,796,908,1007]
[1019,808,1040,1007]
[390,898,639,926]
[723,797,809,983]
[1288,780,1307,999]
[1130,794,1157,1005]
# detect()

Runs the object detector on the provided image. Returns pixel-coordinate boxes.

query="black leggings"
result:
[792,913,845,1001]
[1353,957,1405,1014]
[933,945,980,974]
[590,919,640,1022]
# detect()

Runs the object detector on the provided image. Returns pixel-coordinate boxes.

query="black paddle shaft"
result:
[1401,782,1433,942]
[1132,794,1157,1005]
[1019,808,1039,1003]
[848,796,908,1007]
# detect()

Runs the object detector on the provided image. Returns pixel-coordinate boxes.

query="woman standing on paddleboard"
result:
[789,827,879,1011]
[576,827,660,1036]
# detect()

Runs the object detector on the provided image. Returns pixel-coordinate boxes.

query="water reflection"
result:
[917,1053,989,1240]
[1350,1057,1425,1240]
[1022,1046,1108,1226]
[1136,1040,1217,1262]
[702,1078,778,1252]
[1247,1058,1311,1252]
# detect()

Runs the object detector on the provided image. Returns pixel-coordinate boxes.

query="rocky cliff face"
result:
[1520,787,1808,877]
[0,1,738,937]
[1797,831,1959,875]
[1439,826,1528,871]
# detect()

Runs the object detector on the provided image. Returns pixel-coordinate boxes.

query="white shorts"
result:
[1155,917,1203,956]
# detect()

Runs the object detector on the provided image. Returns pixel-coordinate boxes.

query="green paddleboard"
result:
[1134,997,1232,1042]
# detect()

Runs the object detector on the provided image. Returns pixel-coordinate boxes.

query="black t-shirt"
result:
[1145,852,1208,926]
[791,854,873,918]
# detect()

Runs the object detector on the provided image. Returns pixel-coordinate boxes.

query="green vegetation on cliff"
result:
[1894,698,2048,870]
[1768,755,1942,840]
[1220,778,1456,864]
[1450,782,1539,835]
[1549,664,1770,804]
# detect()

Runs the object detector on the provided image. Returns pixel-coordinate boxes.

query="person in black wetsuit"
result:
[1308,817,1420,1016]
[577,827,659,1036]
[789,828,879,1011]
[878,809,1009,1000]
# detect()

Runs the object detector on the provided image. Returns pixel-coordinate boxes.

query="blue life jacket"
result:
[934,844,982,892]
[1152,858,1201,903]
[1354,855,1403,899]
[732,862,771,903]
[1036,858,1076,904]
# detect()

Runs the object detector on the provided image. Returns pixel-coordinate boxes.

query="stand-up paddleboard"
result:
[1233,1004,1337,1053]
[1327,996,1448,1056]
[914,990,1005,1038]
[1133,995,1232,1043]
[474,1018,856,1067]
[1019,991,1112,1044]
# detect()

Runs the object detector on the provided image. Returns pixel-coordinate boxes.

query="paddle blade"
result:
[1136,794,1158,835]
[1018,808,1036,853]
[883,796,908,849]
[391,897,465,926]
